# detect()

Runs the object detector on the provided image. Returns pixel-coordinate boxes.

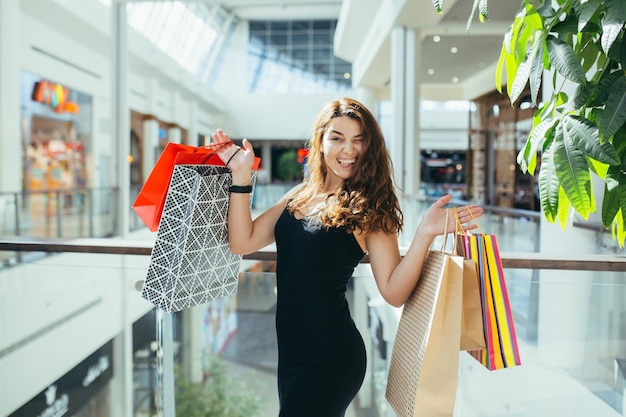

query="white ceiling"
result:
[130,0,521,96]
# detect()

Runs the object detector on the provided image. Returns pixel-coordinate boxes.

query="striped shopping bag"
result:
[457,214,522,370]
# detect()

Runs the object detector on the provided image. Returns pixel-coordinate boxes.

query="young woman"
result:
[212,97,483,417]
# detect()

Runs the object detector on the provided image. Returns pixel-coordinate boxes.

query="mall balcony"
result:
[2,0,626,416]
[1,185,625,417]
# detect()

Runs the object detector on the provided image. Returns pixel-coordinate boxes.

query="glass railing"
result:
[2,192,626,417]
[0,183,294,240]
[0,187,121,238]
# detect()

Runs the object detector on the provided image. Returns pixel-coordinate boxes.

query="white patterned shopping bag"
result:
[140,164,255,312]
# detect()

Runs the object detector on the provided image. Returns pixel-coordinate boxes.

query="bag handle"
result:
[452,205,484,235]
[186,141,236,164]
[436,208,458,254]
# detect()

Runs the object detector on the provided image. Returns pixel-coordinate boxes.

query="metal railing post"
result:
[56,191,63,238]
[88,189,95,238]
[13,192,21,236]
[156,309,176,417]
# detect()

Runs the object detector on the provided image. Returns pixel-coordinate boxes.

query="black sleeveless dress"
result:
[274,208,367,417]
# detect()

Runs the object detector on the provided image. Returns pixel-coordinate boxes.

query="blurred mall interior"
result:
[1,1,625,416]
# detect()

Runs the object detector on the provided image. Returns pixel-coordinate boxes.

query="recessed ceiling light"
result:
[451,47,458,53]
[344,72,351,79]
[433,35,441,42]
[427,69,435,75]
[452,77,459,83]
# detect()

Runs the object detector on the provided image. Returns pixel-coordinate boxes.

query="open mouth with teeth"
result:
[337,158,356,166]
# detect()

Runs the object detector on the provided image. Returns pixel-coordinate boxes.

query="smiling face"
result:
[321,116,364,188]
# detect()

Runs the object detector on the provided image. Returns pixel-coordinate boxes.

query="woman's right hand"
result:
[212,129,256,185]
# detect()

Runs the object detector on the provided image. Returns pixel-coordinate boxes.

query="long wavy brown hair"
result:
[287,97,403,234]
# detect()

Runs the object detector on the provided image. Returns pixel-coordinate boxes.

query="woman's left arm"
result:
[366,194,483,307]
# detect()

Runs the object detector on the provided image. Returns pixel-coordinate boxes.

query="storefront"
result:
[9,340,114,417]
[17,71,93,237]
[20,71,92,196]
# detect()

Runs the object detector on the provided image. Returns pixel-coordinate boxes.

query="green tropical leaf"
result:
[466,0,479,30]
[552,11,579,37]
[567,83,592,111]
[505,50,518,99]
[611,209,625,248]
[621,35,626,68]
[496,43,506,93]
[466,0,489,30]
[553,123,592,218]
[557,186,571,230]
[518,117,557,174]
[515,22,533,64]
[546,35,587,84]
[602,164,625,225]
[478,0,488,23]
[606,33,625,63]
[432,0,444,14]
[529,42,545,104]
[510,31,544,103]
[589,70,623,106]
[578,33,601,73]
[599,75,626,140]
[601,0,626,54]
[575,0,602,32]
[539,142,559,222]
[562,115,620,164]
[587,157,609,178]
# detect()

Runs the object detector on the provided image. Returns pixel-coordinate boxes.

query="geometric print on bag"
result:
[141,164,256,312]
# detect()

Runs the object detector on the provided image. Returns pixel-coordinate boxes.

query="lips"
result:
[337,158,356,164]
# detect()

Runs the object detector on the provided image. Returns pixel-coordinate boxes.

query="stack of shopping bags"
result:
[385,208,522,417]
[133,142,260,313]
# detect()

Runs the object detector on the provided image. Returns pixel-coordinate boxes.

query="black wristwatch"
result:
[229,184,253,193]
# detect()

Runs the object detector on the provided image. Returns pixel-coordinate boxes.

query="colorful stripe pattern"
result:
[459,232,522,370]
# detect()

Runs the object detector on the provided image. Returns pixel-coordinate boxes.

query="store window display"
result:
[18,71,92,237]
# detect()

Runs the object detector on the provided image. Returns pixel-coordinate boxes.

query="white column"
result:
[143,119,159,181]
[0,0,20,193]
[404,29,421,198]
[390,28,422,198]
[112,0,130,238]
[144,77,159,118]
[109,3,133,417]
[168,126,182,144]
[0,0,20,236]
[390,28,406,196]
[354,87,376,109]
[188,101,199,146]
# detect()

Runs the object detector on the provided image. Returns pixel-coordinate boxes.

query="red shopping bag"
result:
[132,142,260,231]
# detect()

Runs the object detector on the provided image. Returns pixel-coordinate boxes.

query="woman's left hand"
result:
[418,194,483,238]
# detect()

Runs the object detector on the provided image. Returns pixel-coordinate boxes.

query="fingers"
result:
[212,129,230,145]
[241,138,255,155]
[452,205,484,232]
[437,194,452,207]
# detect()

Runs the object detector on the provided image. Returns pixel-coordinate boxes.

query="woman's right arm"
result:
[213,130,297,255]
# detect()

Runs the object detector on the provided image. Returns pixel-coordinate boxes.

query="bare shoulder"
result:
[364,229,401,257]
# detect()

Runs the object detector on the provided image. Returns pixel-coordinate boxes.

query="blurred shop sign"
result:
[8,340,113,417]
[31,80,80,114]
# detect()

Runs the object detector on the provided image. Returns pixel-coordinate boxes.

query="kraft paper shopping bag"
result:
[385,210,464,417]
[453,209,486,351]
